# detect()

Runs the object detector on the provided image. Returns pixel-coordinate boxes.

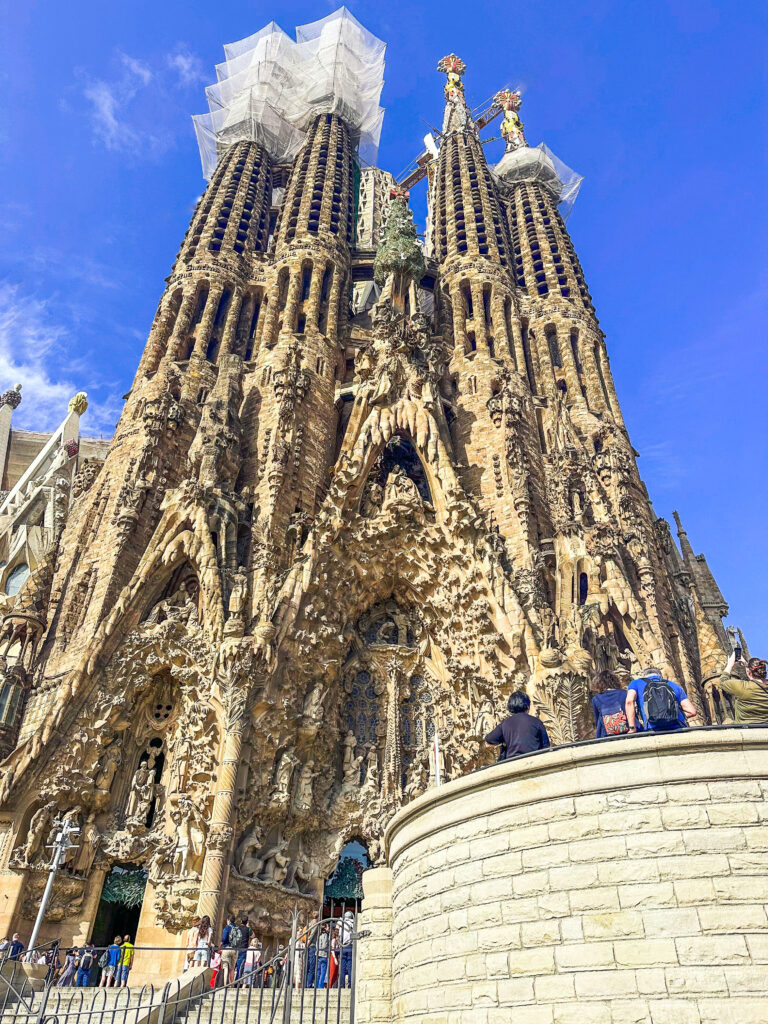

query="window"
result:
[5,563,29,597]
[301,265,312,302]
[546,328,562,368]
[0,681,23,727]
[579,572,588,606]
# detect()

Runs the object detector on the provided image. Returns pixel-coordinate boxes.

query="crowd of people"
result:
[185,909,356,990]
[0,934,133,987]
[486,655,768,759]
[0,911,357,992]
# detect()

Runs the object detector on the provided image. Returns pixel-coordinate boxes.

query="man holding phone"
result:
[719,651,768,724]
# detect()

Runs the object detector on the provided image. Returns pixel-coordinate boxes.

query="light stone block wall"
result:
[374,728,768,1024]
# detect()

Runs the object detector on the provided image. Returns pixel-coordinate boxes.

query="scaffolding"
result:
[193,8,386,179]
[493,142,583,220]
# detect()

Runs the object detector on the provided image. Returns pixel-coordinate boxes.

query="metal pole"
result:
[29,821,79,950]
[281,910,298,1024]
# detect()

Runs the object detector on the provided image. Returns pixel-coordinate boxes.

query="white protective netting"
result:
[193,8,386,179]
[493,142,583,220]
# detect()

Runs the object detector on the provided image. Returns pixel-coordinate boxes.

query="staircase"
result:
[2,982,352,1024]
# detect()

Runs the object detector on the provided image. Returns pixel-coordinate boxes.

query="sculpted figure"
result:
[125,762,153,823]
[19,801,57,867]
[74,813,100,875]
[381,465,421,514]
[260,834,289,884]
[294,761,315,810]
[302,684,327,723]
[95,747,121,796]
[473,697,496,738]
[147,580,199,629]
[273,750,297,804]
[234,825,263,877]
[404,763,427,801]
[60,808,82,867]
[170,797,207,877]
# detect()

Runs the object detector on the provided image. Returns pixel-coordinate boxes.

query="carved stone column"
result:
[195,643,253,928]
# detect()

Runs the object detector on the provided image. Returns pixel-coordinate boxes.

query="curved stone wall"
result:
[384,728,768,1024]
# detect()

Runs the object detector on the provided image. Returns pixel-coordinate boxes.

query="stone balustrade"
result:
[355,727,768,1024]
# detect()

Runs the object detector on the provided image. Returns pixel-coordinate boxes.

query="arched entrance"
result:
[323,840,369,916]
[91,864,147,947]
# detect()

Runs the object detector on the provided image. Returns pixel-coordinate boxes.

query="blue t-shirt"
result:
[629,675,688,730]
[222,924,233,948]
[592,689,629,738]
[107,944,121,967]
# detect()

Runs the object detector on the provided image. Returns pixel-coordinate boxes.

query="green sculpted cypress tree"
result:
[373,195,426,309]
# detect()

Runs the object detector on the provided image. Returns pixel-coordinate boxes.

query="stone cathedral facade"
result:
[0,12,734,965]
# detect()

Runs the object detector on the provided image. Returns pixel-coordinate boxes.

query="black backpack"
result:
[229,924,248,949]
[643,678,680,727]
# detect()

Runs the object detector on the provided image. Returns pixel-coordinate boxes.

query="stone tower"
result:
[0,15,735,972]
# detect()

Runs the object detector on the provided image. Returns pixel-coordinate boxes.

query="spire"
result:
[494,88,527,151]
[673,510,696,563]
[436,53,475,134]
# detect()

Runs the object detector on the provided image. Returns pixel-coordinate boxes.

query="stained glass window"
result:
[343,669,380,744]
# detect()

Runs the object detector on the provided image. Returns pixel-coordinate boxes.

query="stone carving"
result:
[0,46,731,952]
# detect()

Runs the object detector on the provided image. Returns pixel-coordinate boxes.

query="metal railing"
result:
[0,909,360,1024]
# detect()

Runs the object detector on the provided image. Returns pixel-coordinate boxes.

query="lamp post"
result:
[28,819,80,950]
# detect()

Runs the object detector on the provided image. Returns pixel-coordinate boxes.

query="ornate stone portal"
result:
[0,14,736,973]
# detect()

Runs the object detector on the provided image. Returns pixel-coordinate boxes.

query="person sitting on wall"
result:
[591,670,635,738]
[626,667,697,733]
[485,691,550,759]
[718,652,768,724]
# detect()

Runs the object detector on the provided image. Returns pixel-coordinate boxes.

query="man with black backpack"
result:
[625,667,697,732]
[231,916,251,981]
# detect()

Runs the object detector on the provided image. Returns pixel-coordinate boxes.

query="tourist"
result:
[119,935,134,987]
[8,933,24,961]
[315,924,329,989]
[57,948,77,987]
[591,670,634,737]
[99,936,122,988]
[75,943,95,987]
[626,667,697,732]
[184,916,200,971]
[717,652,768,723]
[293,921,306,989]
[327,930,339,989]
[485,691,550,758]
[220,914,238,986]
[209,948,222,989]
[304,912,319,987]
[231,915,251,981]
[242,936,262,987]
[193,915,213,967]
[273,944,286,988]
[336,909,355,989]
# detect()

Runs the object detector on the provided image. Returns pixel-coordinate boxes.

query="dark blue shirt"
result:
[222,924,233,948]
[592,689,630,738]
[629,675,688,731]
[9,940,24,960]
[485,712,550,758]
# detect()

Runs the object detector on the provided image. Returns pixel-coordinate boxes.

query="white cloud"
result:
[83,78,140,152]
[167,46,206,87]
[120,52,152,85]
[0,283,121,435]
[79,45,204,156]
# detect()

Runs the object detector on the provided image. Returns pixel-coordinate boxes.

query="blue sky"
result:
[1,0,766,650]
